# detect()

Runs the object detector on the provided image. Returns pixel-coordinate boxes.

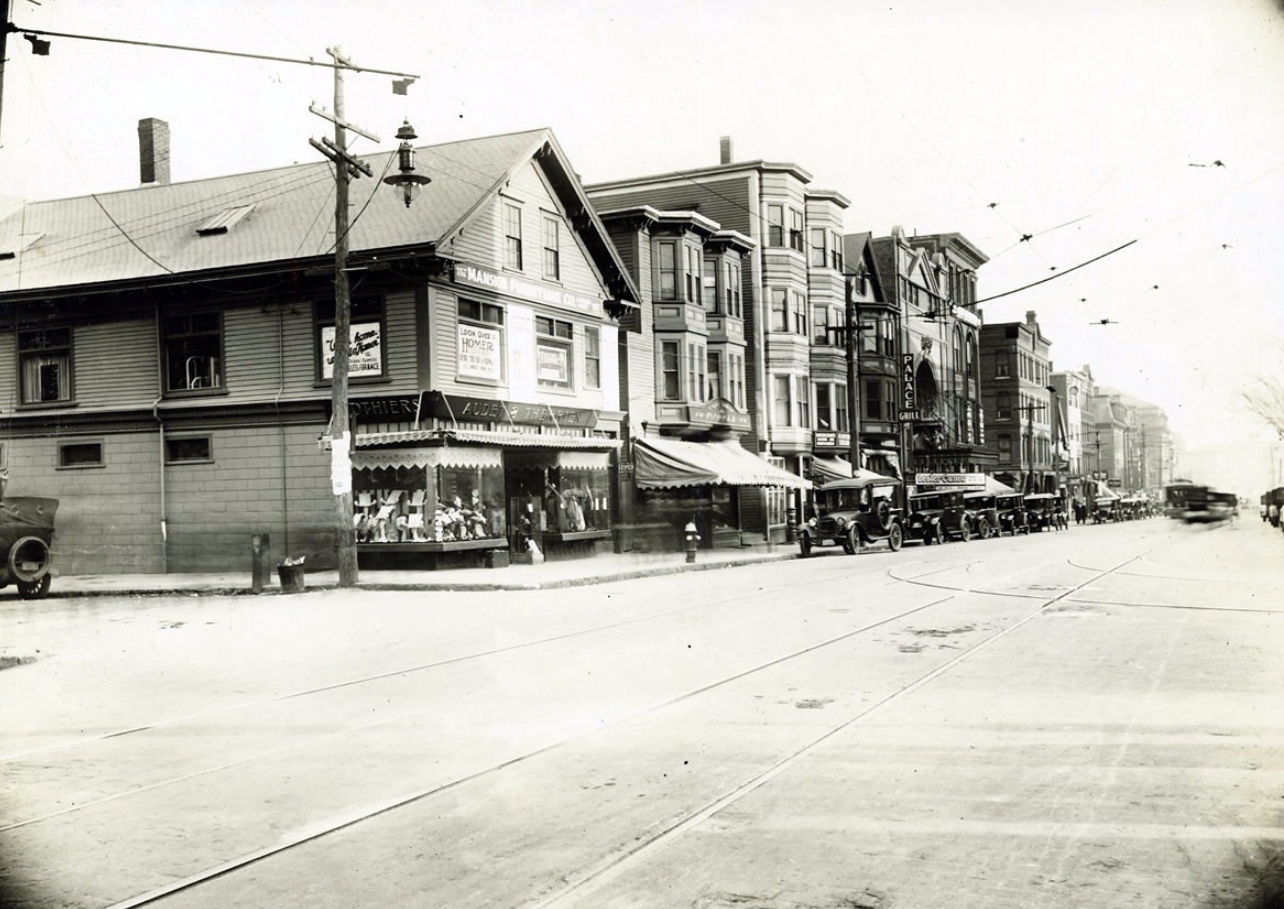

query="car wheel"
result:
[842,529,856,555]
[799,535,812,558]
[932,524,944,545]
[959,521,972,543]
[979,519,991,540]
[888,523,903,552]
[17,575,51,599]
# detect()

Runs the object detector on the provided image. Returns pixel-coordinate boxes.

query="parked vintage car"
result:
[0,496,58,599]
[799,475,905,556]
[994,492,1029,536]
[1093,497,1120,523]
[906,489,972,544]
[963,492,999,539]
[1023,493,1061,532]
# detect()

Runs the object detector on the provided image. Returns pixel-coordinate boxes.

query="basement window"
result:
[58,441,104,469]
[166,436,213,464]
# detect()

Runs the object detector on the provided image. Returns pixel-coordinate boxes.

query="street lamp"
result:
[383,120,431,208]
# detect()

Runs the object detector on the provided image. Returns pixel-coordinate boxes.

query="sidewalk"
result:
[39,543,801,599]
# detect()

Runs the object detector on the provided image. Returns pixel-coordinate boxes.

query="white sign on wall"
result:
[536,344,570,385]
[458,322,502,381]
[321,322,382,379]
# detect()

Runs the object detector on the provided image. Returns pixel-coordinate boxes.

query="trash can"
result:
[277,558,306,593]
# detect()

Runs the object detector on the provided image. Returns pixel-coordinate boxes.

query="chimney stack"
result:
[138,118,171,185]
[719,136,733,165]
[1025,310,1037,325]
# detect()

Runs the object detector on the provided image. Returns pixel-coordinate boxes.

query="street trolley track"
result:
[1,560,922,833]
[93,549,1153,909]
[0,560,900,767]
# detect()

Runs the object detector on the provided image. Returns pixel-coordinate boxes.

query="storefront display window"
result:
[352,447,505,545]
[546,464,611,533]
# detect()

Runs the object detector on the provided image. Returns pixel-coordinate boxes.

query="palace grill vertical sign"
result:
[900,354,919,421]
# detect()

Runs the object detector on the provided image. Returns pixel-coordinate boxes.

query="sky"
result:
[2,0,1283,451]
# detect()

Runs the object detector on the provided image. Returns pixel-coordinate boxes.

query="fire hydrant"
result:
[684,520,700,563]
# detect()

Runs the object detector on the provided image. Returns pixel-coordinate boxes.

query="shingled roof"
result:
[0,128,637,306]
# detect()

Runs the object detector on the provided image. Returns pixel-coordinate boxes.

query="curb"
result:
[33,552,801,600]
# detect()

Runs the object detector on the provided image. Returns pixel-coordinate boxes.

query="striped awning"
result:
[634,437,810,490]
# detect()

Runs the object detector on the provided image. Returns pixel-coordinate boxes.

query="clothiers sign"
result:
[427,391,598,429]
[455,262,604,317]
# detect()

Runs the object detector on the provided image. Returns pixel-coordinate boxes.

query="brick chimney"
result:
[719,136,733,165]
[1025,310,1038,325]
[138,118,171,185]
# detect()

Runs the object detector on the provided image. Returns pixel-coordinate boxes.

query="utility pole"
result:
[1016,399,1047,494]
[310,46,379,588]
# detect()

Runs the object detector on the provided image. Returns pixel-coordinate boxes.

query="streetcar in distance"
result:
[1163,479,1203,519]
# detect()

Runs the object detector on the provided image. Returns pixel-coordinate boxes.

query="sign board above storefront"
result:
[812,431,852,450]
[916,472,986,489]
[426,391,598,429]
[455,262,604,318]
[685,399,752,431]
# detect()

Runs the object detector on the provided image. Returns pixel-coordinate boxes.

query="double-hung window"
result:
[770,288,788,332]
[702,258,719,312]
[789,209,805,252]
[584,326,601,389]
[835,384,849,431]
[726,261,741,317]
[865,379,883,421]
[829,231,843,271]
[542,215,560,280]
[657,241,678,301]
[729,352,745,409]
[163,313,223,393]
[774,375,793,426]
[687,342,706,404]
[797,380,811,429]
[685,246,701,304]
[997,392,1011,420]
[792,291,808,336]
[504,203,523,271]
[707,350,723,401]
[810,228,826,267]
[661,340,681,401]
[18,327,73,404]
[535,316,573,390]
[766,204,784,247]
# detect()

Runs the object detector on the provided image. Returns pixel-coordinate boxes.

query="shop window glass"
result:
[353,461,506,544]
[163,314,222,393]
[547,466,611,533]
[19,327,72,404]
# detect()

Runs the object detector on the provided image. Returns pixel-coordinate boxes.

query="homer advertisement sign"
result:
[458,322,502,380]
[321,322,383,379]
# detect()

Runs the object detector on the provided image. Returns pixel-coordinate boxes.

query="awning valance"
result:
[356,428,620,451]
[558,451,611,471]
[352,446,504,471]
[634,437,811,490]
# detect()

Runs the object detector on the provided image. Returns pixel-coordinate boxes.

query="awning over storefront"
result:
[812,457,888,485]
[558,451,611,471]
[352,446,504,471]
[355,428,620,450]
[812,456,854,482]
[635,437,811,490]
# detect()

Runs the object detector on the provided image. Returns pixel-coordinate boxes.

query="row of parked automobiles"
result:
[798,473,1067,557]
